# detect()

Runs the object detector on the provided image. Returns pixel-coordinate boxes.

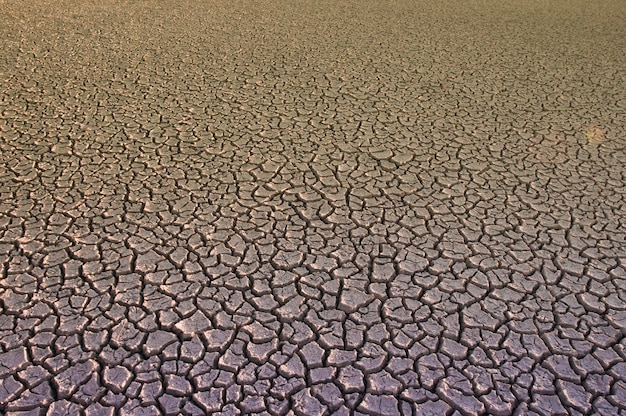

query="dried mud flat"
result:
[0,0,625,415]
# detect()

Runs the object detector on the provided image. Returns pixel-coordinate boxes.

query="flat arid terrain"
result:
[1,0,625,414]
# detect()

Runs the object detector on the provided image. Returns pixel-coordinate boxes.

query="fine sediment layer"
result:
[0,0,625,414]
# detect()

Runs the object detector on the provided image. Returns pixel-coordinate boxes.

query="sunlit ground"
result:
[0,0,625,415]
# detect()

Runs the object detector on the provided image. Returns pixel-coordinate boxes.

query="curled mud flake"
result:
[584,125,605,145]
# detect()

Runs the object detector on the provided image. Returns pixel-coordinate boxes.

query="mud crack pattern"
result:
[1,0,626,415]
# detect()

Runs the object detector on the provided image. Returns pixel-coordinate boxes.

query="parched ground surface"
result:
[1,0,625,415]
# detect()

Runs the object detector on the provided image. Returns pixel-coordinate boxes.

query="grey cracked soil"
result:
[1,0,626,415]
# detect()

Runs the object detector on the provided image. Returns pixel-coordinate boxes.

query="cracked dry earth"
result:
[1,0,626,415]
